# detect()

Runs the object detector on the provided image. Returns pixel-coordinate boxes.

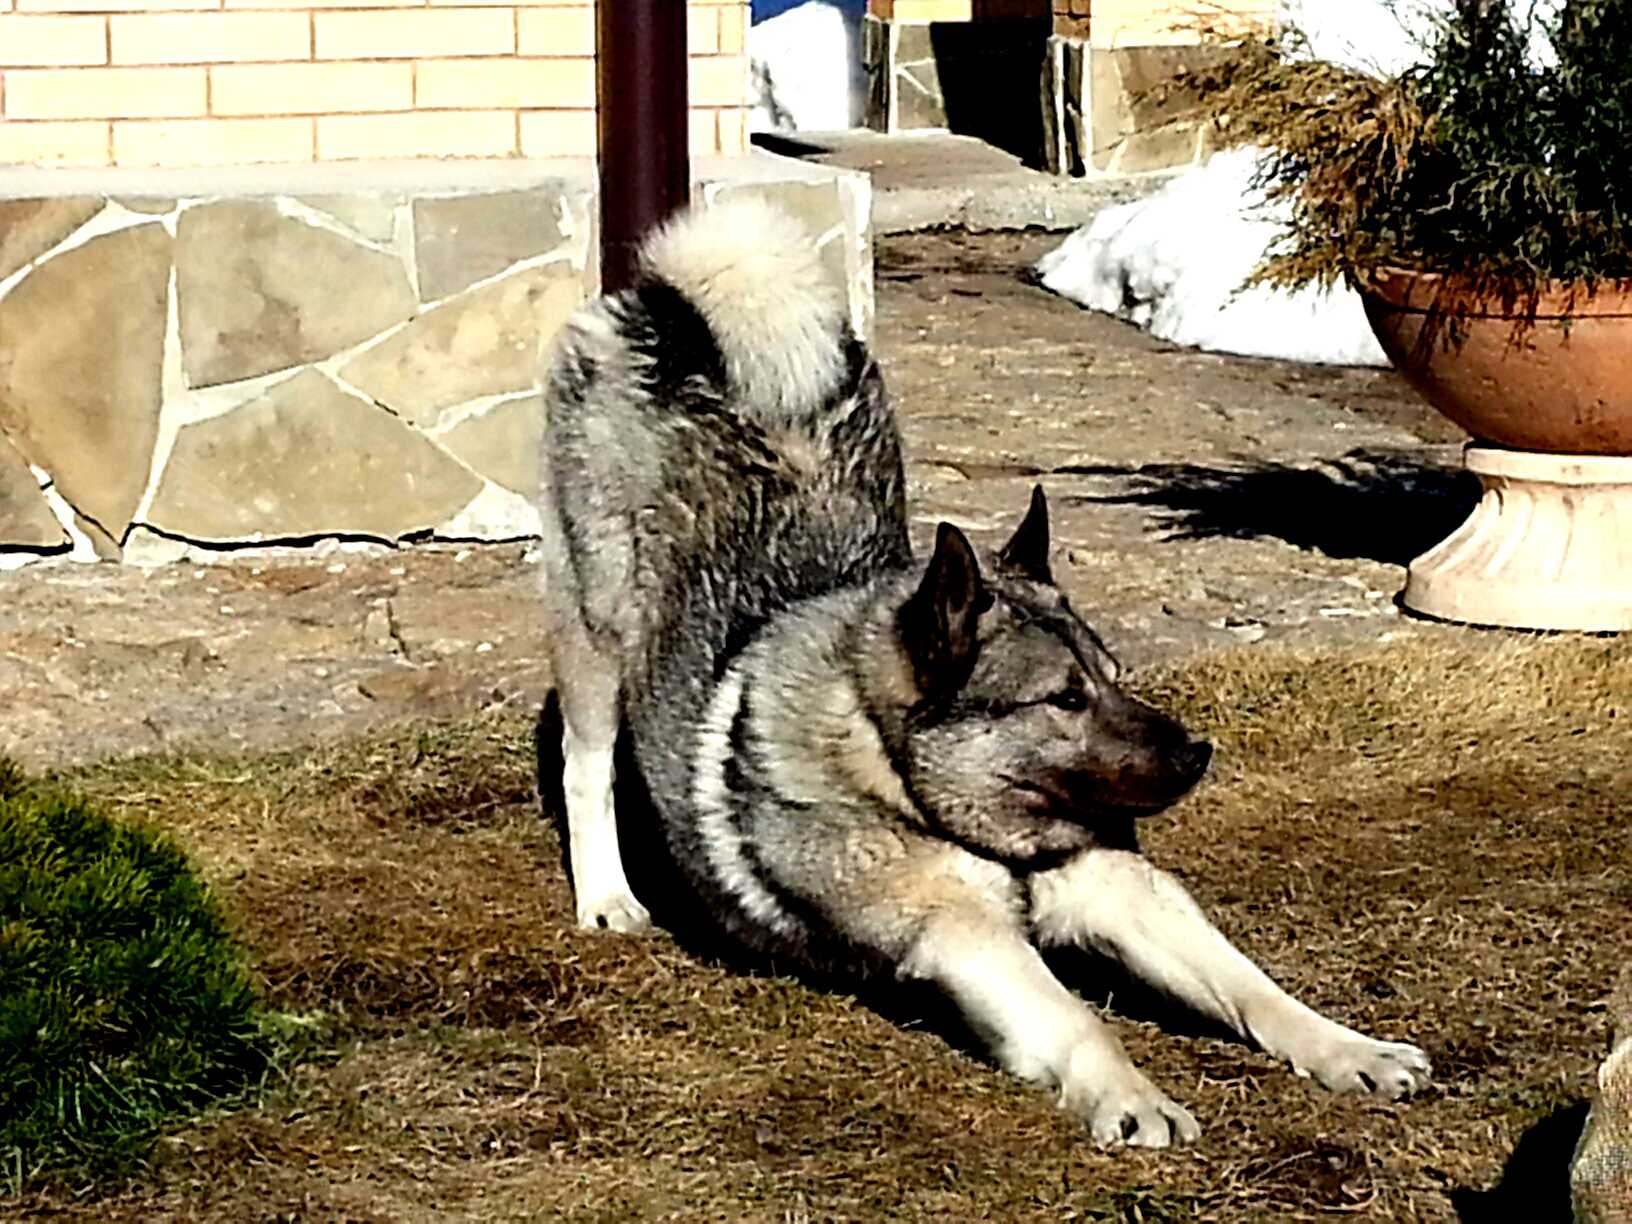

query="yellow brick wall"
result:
[871,0,972,19]
[1082,0,1273,47]
[872,0,1274,46]
[0,0,750,167]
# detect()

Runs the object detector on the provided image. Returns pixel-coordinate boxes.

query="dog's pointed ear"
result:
[996,485,1052,584]
[899,522,991,695]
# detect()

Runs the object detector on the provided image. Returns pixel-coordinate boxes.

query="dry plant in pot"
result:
[1182,0,1632,631]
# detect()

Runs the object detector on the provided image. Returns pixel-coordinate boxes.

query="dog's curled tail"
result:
[640,196,849,418]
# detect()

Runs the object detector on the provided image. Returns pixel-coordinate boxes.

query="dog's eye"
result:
[1047,689,1088,711]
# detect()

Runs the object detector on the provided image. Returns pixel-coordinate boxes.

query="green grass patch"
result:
[0,759,275,1189]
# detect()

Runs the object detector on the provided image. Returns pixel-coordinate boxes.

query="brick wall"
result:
[1051,0,1087,38]
[870,0,975,18]
[869,1,1272,45]
[1078,0,1273,47]
[0,0,749,167]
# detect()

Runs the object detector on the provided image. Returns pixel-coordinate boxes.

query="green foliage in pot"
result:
[1181,0,1631,309]
[0,759,273,1188]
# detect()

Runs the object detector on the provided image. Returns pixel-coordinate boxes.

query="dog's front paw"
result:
[1295,1033,1431,1101]
[1062,1058,1201,1149]
[575,890,652,934]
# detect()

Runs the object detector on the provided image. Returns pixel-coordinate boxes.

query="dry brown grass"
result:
[12,634,1629,1221]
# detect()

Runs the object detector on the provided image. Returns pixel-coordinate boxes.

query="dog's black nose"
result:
[1176,740,1213,782]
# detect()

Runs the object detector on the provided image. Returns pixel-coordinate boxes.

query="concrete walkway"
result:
[757,129,1160,232]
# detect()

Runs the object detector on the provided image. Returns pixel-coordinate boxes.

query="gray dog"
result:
[536,199,1430,1147]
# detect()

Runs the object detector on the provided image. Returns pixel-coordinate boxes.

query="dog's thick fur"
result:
[536,200,1430,1147]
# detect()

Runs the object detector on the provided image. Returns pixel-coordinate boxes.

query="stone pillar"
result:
[1043,40,1217,177]
[1040,34,1088,175]
[863,15,950,133]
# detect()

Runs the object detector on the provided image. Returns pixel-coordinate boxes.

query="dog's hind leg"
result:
[553,630,650,934]
[1029,850,1431,1100]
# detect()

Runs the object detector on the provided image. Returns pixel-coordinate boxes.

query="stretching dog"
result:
[536,199,1430,1147]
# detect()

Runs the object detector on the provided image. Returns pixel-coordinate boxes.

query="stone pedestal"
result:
[1403,445,1632,631]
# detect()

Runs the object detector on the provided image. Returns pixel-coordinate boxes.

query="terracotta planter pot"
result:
[1357,268,1632,630]
[1358,268,1632,455]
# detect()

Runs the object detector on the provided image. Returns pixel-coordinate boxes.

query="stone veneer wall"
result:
[0,0,750,167]
[0,155,872,566]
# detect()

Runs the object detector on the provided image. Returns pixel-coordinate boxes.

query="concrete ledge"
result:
[0,153,860,201]
[776,129,1162,233]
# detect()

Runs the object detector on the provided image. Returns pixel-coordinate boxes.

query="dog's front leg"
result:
[899,907,1201,1148]
[1029,850,1431,1100]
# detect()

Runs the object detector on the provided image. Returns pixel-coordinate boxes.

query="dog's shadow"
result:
[1450,1101,1590,1222]
[1061,448,1481,568]
[862,949,1232,1071]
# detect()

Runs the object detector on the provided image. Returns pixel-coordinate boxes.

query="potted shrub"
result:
[1186,0,1632,631]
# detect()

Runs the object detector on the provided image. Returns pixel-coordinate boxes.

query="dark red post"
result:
[596,1,691,292]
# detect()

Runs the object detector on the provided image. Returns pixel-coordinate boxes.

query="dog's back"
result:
[540,198,908,701]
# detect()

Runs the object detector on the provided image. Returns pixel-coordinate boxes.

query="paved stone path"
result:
[0,229,1477,769]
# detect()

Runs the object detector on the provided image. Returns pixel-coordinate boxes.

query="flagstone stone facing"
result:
[296,196,400,246]
[146,369,483,543]
[0,221,170,540]
[0,198,102,283]
[339,261,583,429]
[411,188,569,303]
[0,157,873,564]
[0,433,65,551]
[1042,39,1216,176]
[434,395,542,498]
[177,200,419,388]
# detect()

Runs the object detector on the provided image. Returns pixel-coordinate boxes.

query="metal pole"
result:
[596,1,691,293]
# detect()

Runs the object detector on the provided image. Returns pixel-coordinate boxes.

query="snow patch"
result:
[1035,150,1389,367]
[1280,0,1446,75]
[749,2,862,133]
[1034,0,1564,367]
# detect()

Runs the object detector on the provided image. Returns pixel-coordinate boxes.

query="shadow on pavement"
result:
[1062,448,1481,567]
